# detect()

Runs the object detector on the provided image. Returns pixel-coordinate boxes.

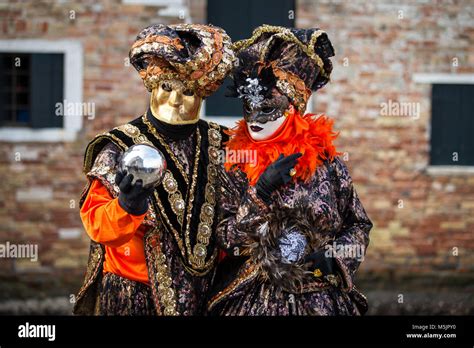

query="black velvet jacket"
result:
[74,111,228,315]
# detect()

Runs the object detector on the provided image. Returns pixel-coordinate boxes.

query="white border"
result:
[0,39,83,142]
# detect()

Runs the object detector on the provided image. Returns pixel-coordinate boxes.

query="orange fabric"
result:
[80,179,149,284]
[224,105,340,186]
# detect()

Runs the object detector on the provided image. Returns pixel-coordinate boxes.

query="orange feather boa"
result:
[224,105,340,186]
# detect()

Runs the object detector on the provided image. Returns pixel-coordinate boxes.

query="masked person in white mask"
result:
[208,25,373,316]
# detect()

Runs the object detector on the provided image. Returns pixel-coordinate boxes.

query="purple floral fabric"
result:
[209,157,373,315]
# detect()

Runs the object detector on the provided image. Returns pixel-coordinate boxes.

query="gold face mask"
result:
[150,79,202,125]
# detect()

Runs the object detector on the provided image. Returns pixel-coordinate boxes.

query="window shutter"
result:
[30,53,64,129]
[0,55,10,126]
[430,84,474,166]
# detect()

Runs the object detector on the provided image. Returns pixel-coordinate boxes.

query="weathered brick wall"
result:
[0,0,207,298]
[298,0,474,279]
[0,0,472,303]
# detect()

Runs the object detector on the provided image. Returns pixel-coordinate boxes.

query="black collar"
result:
[146,108,198,141]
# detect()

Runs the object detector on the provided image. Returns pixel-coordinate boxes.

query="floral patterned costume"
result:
[208,25,373,316]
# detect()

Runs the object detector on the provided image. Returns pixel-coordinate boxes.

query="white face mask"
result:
[247,116,286,141]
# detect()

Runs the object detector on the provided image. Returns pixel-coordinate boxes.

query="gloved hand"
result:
[115,170,154,215]
[304,249,336,278]
[255,153,302,204]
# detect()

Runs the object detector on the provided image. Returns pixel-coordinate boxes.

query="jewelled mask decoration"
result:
[237,77,267,109]
[243,88,291,141]
[236,77,291,140]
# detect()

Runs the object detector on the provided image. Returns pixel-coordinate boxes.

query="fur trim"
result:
[246,193,332,292]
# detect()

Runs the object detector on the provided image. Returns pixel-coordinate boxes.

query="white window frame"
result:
[0,39,83,142]
[413,73,474,175]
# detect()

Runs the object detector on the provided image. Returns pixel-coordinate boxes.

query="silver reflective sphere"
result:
[119,144,167,189]
[278,227,307,264]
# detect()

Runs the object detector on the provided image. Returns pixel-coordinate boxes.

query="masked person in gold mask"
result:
[73,24,235,315]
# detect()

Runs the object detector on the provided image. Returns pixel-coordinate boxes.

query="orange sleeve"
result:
[80,179,146,248]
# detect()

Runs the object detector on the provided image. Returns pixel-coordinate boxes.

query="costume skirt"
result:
[99,272,155,315]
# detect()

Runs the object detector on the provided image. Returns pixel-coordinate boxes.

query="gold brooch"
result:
[313,268,322,278]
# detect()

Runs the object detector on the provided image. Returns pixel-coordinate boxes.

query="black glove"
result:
[304,249,336,278]
[255,153,302,204]
[115,170,154,215]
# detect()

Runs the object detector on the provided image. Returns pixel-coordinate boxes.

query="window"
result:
[0,40,83,142]
[1,52,64,129]
[206,0,295,119]
[1,53,30,127]
[413,73,474,174]
[430,84,474,166]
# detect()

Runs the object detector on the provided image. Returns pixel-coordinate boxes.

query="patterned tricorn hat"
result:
[129,23,235,97]
[228,25,335,113]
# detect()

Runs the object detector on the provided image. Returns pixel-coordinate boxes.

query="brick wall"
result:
[297,0,474,281]
[0,0,207,299]
[0,0,473,303]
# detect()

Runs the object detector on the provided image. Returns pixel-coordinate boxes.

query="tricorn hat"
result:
[228,25,335,113]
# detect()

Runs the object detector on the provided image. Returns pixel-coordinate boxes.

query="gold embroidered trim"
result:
[109,121,179,314]
[145,228,179,316]
[142,115,190,186]
[186,121,221,269]
[208,260,259,310]
[162,170,185,225]
[83,132,128,174]
[152,190,187,257]
[114,118,189,260]
[114,123,154,146]
[143,116,222,273]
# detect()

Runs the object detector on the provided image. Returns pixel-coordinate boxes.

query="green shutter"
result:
[430,84,474,166]
[30,53,64,128]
